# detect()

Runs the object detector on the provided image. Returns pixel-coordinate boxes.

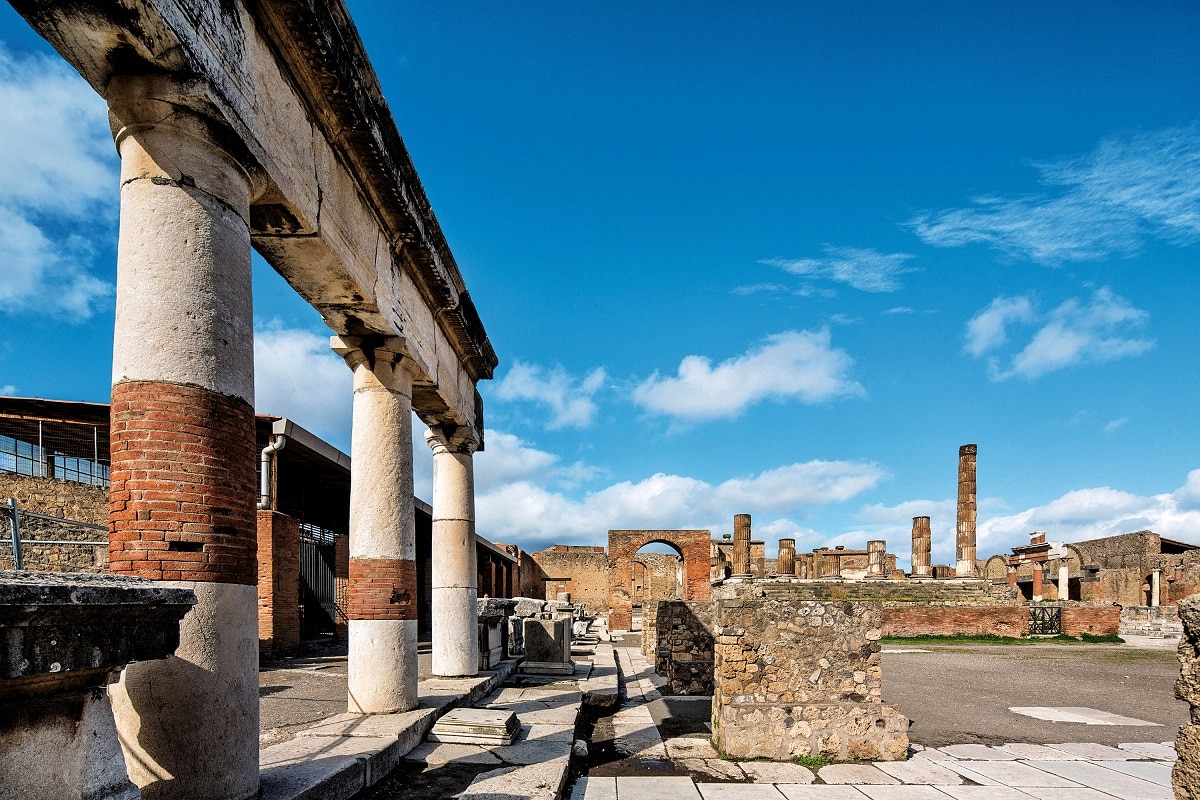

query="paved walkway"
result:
[573,639,1177,800]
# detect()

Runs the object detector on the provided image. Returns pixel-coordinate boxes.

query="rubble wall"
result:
[0,474,107,573]
[1174,596,1200,799]
[655,600,714,695]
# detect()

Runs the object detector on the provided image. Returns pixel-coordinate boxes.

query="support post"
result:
[1058,561,1070,601]
[777,539,796,576]
[1152,569,1162,608]
[332,336,421,714]
[956,444,979,577]
[732,514,752,577]
[425,425,481,678]
[867,540,887,578]
[911,516,931,577]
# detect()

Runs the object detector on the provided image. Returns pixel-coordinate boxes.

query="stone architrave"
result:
[732,514,752,577]
[104,78,265,800]
[956,444,979,577]
[332,336,422,714]
[425,425,481,678]
[911,517,932,577]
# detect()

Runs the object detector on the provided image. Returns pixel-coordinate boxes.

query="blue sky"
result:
[1,2,1199,564]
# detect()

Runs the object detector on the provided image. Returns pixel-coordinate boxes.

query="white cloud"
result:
[253,323,351,448]
[963,295,1035,357]
[882,307,914,316]
[978,472,1200,553]
[964,288,1153,381]
[0,384,14,395]
[633,329,864,422]
[477,459,887,551]
[1103,417,1129,434]
[761,246,917,293]
[0,44,117,320]
[911,126,1200,264]
[494,361,607,429]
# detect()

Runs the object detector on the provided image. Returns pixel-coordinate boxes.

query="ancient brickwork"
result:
[1175,596,1200,799]
[257,510,300,657]
[608,530,710,631]
[713,596,908,761]
[882,603,1028,637]
[347,558,418,620]
[655,600,714,695]
[714,579,1001,603]
[108,382,258,584]
[1060,604,1120,636]
[530,546,608,612]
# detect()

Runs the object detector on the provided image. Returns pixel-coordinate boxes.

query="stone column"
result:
[911,516,932,577]
[1032,564,1043,602]
[425,425,481,677]
[1058,561,1070,601]
[867,540,887,578]
[332,336,420,714]
[1152,569,1162,608]
[105,78,263,800]
[777,539,796,576]
[732,514,752,577]
[956,444,979,577]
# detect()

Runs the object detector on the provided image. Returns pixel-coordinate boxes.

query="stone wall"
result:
[0,474,108,573]
[1061,604,1121,636]
[633,552,683,608]
[531,546,608,613]
[715,578,1006,603]
[881,603,1029,637]
[1122,605,1183,638]
[1174,596,1200,798]
[608,530,711,631]
[654,600,714,695]
[712,596,908,761]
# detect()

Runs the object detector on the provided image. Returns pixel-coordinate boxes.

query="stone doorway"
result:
[607,529,710,631]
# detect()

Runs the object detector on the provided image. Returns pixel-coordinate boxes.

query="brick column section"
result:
[332,335,421,714]
[425,425,481,677]
[103,77,263,800]
[911,516,932,577]
[777,539,796,576]
[956,444,979,577]
[257,510,300,658]
[1032,563,1044,602]
[867,540,887,578]
[732,514,752,577]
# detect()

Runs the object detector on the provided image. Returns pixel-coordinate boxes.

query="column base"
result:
[348,619,418,714]
[432,586,479,677]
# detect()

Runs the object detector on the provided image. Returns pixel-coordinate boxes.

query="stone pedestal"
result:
[521,617,574,674]
[0,572,195,800]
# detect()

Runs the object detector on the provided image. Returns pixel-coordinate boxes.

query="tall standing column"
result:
[956,444,979,577]
[426,426,481,677]
[1058,561,1070,601]
[867,540,887,578]
[105,79,262,800]
[911,516,932,577]
[732,514,752,577]
[333,336,420,714]
[1032,563,1044,602]
[777,539,796,576]
[1152,569,1162,608]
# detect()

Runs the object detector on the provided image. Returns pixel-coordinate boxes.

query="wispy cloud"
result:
[1103,417,1129,434]
[965,288,1152,381]
[253,322,351,448]
[0,384,14,395]
[911,126,1200,264]
[478,459,887,549]
[632,329,864,422]
[882,307,914,316]
[495,361,607,430]
[0,43,117,320]
[760,246,917,293]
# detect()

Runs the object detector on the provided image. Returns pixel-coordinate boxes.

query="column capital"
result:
[425,424,481,455]
[331,334,426,393]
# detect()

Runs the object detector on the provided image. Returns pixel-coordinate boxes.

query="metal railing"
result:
[2,497,107,571]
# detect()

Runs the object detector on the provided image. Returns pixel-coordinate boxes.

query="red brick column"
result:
[257,510,300,657]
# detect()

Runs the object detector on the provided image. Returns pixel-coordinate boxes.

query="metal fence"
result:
[0,416,109,488]
[1,497,108,572]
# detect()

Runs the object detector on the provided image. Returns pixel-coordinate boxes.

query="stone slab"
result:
[873,757,963,784]
[775,787,871,799]
[571,776,617,800]
[665,736,721,760]
[696,784,786,799]
[403,741,501,764]
[259,734,399,800]
[1044,742,1137,760]
[817,764,900,784]
[1014,789,1132,800]
[938,744,1019,760]
[297,708,437,739]
[738,761,818,784]
[1009,707,1159,727]
[858,787,955,799]
[459,755,571,800]
[936,788,1045,800]
[1091,759,1173,786]
[1014,760,1173,799]
[951,761,1080,787]
[616,776,703,799]
[937,762,1001,786]
[522,660,577,675]
[427,707,518,745]
[1117,741,1176,760]
[679,758,749,781]
[995,743,1081,760]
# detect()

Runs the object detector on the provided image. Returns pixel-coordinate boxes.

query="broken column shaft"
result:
[732,514,752,577]
[956,444,979,577]
[911,516,932,577]
[778,539,796,576]
[867,540,887,578]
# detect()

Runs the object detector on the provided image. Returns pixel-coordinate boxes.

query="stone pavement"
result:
[571,638,1177,800]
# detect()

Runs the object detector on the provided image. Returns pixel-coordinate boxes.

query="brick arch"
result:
[608,529,710,632]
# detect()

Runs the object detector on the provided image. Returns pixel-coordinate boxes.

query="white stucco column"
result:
[1152,569,1162,608]
[332,336,421,713]
[105,77,263,800]
[1058,561,1070,601]
[425,425,481,677]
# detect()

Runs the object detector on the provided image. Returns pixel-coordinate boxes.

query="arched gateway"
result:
[608,529,711,631]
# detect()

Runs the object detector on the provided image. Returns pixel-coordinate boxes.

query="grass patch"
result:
[790,754,830,769]
[1080,632,1125,644]
[880,634,1033,645]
